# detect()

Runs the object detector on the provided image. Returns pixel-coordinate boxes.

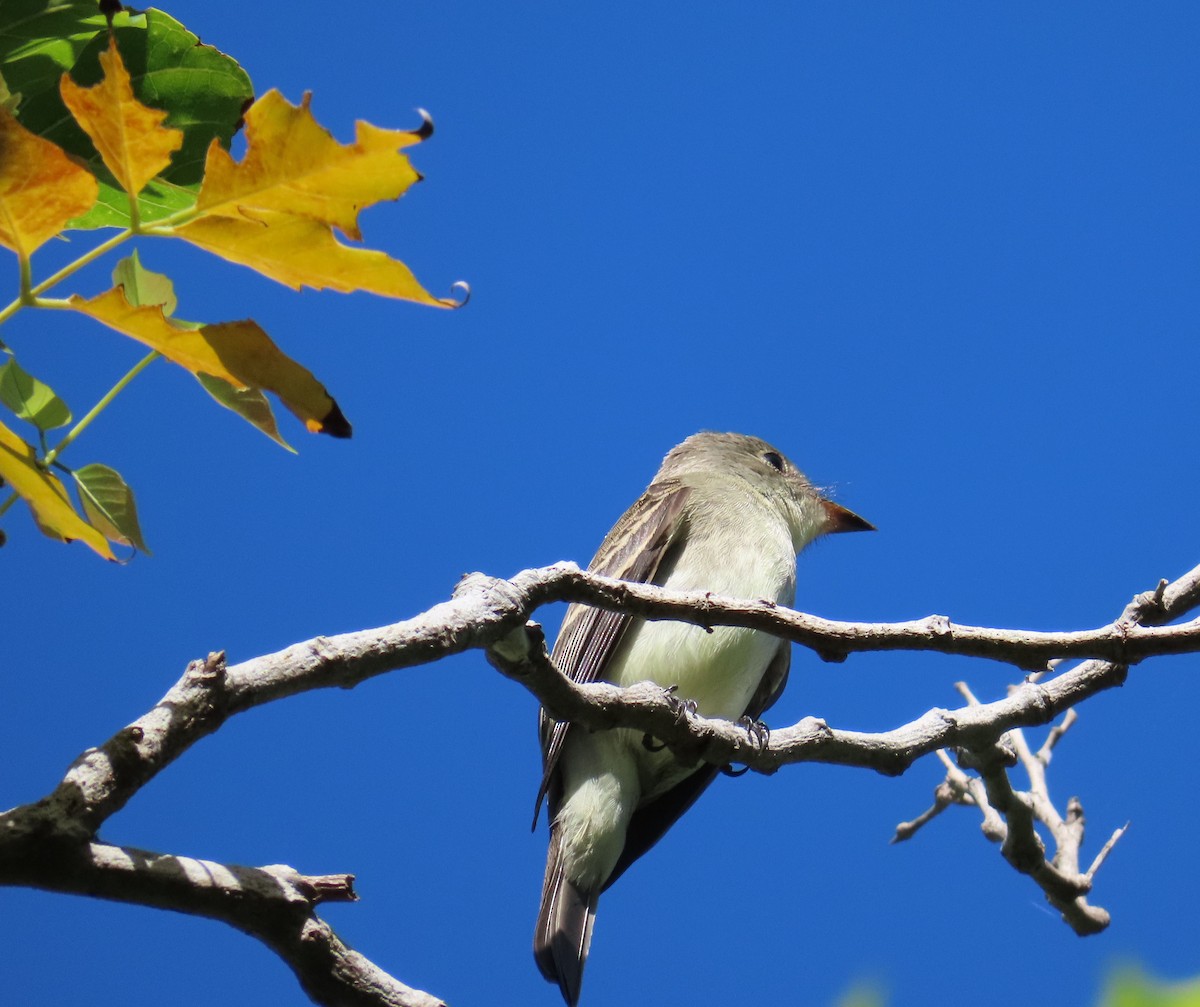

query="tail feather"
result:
[534,827,598,1006]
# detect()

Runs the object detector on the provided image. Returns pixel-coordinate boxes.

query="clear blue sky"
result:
[4,2,1199,1005]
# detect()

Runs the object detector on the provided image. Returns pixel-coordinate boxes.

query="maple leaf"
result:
[0,5,252,229]
[174,92,457,305]
[191,90,423,239]
[0,105,97,256]
[60,35,184,199]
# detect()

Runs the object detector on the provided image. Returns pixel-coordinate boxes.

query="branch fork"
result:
[3,560,1198,1004]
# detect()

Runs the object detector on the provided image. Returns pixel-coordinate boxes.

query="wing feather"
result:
[532,480,691,826]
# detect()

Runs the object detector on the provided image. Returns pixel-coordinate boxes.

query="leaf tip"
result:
[442,280,471,308]
[83,535,119,561]
[412,108,435,141]
[314,401,352,438]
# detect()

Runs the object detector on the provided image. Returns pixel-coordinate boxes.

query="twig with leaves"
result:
[0,11,461,558]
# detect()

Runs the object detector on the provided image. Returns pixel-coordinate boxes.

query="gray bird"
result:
[533,431,873,1004]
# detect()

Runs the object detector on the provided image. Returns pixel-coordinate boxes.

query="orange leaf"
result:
[0,418,114,559]
[59,36,184,198]
[0,106,98,256]
[176,211,453,305]
[192,90,425,239]
[69,286,350,437]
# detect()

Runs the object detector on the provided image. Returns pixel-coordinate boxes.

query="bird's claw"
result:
[662,684,698,722]
[737,715,770,752]
[643,686,698,752]
[721,717,770,777]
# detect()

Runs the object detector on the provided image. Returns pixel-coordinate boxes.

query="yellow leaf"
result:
[191,90,424,239]
[202,319,351,436]
[170,90,459,306]
[59,36,184,198]
[69,286,351,437]
[176,210,455,305]
[0,418,113,559]
[0,106,98,256]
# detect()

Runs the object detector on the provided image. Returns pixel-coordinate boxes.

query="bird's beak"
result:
[820,498,875,534]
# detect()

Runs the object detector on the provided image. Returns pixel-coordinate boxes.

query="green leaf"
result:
[72,462,150,554]
[0,68,19,113]
[0,2,253,229]
[112,249,177,313]
[833,982,887,1007]
[1099,968,1200,1007]
[0,357,72,430]
[195,373,295,451]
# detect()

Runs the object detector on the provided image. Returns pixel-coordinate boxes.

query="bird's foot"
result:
[738,715,771,751]
[642,686,698,752]
[663,684,699,722]
[720,716,770,776]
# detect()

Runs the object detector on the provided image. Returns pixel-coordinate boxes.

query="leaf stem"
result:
[0,491,17,518]
[0,230,134,326]
[0,255,36,339]
[31,229,133,298]
[18,254,34,304]
[43,350,161,468]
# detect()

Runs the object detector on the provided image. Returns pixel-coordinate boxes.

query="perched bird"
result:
[533,431,872,1004]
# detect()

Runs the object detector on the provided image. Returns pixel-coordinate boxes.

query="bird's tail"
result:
[534,825,598,1006]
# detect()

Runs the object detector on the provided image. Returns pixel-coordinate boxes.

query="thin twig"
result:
[1037,708,1078,765]
[1085,822,1131,881]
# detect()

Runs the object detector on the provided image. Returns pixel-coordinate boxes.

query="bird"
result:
[532,431,873,1004]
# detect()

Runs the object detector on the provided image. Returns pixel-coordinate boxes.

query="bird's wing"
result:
[533,479,691,827]
[600,639,791,890]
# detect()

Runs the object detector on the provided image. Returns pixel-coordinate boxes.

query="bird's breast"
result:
[607,529,795,720]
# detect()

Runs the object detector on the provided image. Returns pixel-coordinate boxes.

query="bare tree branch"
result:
[888,670,1131,934]
[2,560,1196,1005]
[0,837,442,1007]
[30,560,1199,844]
[513,562,1200,671]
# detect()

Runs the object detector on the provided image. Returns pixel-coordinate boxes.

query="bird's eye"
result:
[762,450,785,472]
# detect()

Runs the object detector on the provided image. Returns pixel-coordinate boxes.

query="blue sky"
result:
[4,2,1199,1005]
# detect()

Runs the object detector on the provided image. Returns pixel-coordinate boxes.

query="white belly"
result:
[604,529,795,799]
[607,526,795,717]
